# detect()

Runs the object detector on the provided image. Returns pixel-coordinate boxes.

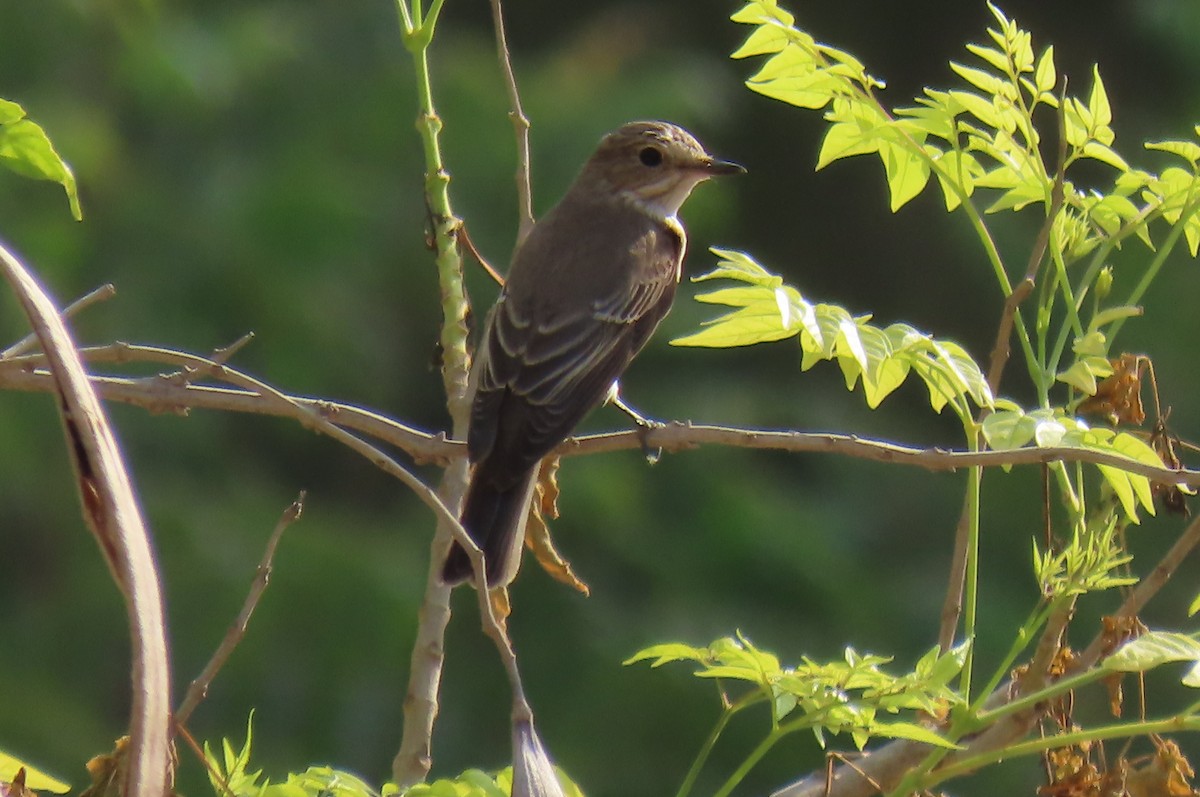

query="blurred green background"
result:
[2,1,1199,796]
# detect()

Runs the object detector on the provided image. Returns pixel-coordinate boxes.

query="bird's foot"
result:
[609,389,663,464]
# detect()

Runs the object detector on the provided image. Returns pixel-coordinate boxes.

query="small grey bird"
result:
[441,120,743,586]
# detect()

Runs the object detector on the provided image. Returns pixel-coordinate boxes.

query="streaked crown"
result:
[570,121,743,218]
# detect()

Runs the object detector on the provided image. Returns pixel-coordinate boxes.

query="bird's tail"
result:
[441,465,539,587]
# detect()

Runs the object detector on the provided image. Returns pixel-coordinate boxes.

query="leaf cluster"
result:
[202,715,584,797]
[674,249,992,419]
[628,635,967,753]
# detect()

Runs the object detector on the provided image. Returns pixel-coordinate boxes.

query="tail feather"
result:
[441,466,538,586]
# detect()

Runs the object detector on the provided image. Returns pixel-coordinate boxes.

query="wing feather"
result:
[468,218,682,474]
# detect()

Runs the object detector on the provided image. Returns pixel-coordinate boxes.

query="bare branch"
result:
[3,357,1198,486]
[174,492,305,727]
[0,246,169,797]
[489,0,534,243]
[1,282,116,359]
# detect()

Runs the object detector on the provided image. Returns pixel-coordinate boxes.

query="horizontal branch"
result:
[1,347,1197,487]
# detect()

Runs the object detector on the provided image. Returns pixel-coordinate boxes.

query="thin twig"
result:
[174,492,306,727]
[2,356,1197,485]
[488,0,534,243]
[458,223,506,286]
[937,490,973,652]
[1,282,116,359]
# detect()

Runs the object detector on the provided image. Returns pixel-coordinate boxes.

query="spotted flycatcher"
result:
[442,120,743,586]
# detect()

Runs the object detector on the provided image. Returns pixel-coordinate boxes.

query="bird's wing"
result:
[468,229,681,474]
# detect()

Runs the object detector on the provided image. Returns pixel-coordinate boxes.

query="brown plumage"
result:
[442,121,743,587]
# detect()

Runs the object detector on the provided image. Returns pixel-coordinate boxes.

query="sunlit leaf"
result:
[625,643,710,667]
[1032,415,1067,447]
[1087,65,1113,128]
[1034,45,1056,94]
[948,89,1000,129]
[730,0,796,27]
[964,43,1009,74]
[1104,631,1200,674]
[0,752,70,793]
[932,149,984,211]
[0,108,81,219]
[732,24,791,59]
[949,61,1004,95]
[1081,140,1129,172]
[880,139,932,210]
[697,247,784,286]
[982,408,1037,452]
[1145,138,1200,168]
[872,721,961,749]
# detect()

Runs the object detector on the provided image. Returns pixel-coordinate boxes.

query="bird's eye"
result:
[639,146,664,167]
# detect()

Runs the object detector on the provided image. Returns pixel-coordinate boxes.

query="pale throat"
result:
[615,187,690,281]
[620,173,709,224]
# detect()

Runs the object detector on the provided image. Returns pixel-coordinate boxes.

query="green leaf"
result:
[672,299,795,347]
[0,751,70,793]
[696,248,783,286]
[1081,140,1129,172]
[730,0,796,27]
[1096,462,1138,519]
[817,98,887,168]
[1145,138,1200,168]
[748,48,841,110]
[947,89,1000,129]
[1087,65,1113,128]
[1189,592,1200,617]
[880,139,932,211]
[982,408,1037,452]
[949,61,1004,95]
[1034,45,1056,94]
[625,642,709,667]
[1103,631,1200,674]
[1032,413,1067,447]
[872,721,962,749]
[964,43,1010,74]
[932,149,984,211]
[1063,98,1091,148]
[732,23,791,59]
[0,108,82,220]
[0,98,25,124]
[1056,355,1113,394]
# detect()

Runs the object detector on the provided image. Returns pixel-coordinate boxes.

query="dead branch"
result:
[0,245,169,797]
[175,492,306,727]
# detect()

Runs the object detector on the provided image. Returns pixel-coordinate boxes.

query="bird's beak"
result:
[705,158,747,176]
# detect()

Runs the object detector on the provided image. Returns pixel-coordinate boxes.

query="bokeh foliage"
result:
[3,2,1200,796]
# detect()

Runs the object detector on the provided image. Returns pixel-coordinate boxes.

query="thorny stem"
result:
[392,0,473,787]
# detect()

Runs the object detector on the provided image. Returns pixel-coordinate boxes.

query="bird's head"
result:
[575,121,744,219]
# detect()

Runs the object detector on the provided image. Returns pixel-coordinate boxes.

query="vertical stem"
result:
[959,461,982,703]
[393,0,474,787]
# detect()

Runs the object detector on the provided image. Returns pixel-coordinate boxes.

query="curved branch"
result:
[0,247,169,797]
[2,352,1197,486]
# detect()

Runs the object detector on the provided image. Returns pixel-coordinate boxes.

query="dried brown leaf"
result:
[1079,353,1146,427]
